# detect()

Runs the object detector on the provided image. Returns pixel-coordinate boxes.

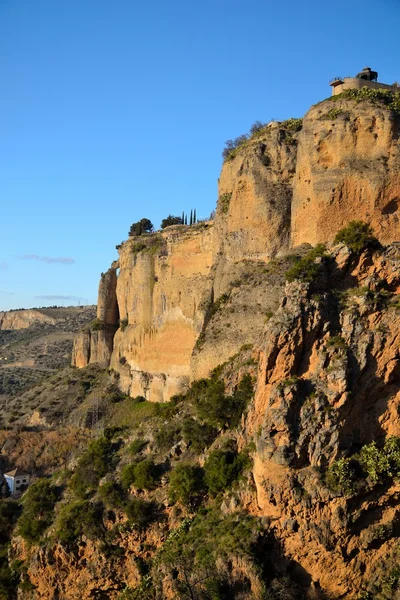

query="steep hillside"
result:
[73,89,400,405]
[5,238,400,600]
[0,306,96,424]
[2,89,400,600]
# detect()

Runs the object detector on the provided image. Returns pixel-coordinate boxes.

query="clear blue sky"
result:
[1,0,399,310]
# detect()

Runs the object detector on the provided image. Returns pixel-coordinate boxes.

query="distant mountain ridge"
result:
[0,305,96,403]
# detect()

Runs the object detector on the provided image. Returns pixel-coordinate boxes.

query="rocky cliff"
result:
[0,310,57,330]
[291,97,400,247]
[12,240,400,600]
[72,91,400,405]
[5,88,400,600]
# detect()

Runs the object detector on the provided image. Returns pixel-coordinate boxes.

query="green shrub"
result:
[222,135,248,161]
[56,500,103,543]
[17,479,58,543]
[192,374,253,429]
[131,242,147,254]
[360,437,400,484]
[218,192,232,214]
[0,501,22,596]
[182,418,217,453]
[127,438,148,455]
[285,244,327,283]
[98,481,125,509]
[277,376,300,390]
[282,117,303,132]
[320,108,345,120]
[249,120,267,136]
[325,458,357,495]
[204,446,251,496]
[154,423,181,451]
[326,335,347,349]
[334,221,378,253]
[125,498,156,531]
[121,459,158,491]
[70,437,114,498]
[157,509,265,600]
[169,463,205,507]
[88,318,106,331]
[363,522,394,547]
[334,87,400,116]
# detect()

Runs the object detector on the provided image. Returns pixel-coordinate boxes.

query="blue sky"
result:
[1,0,399,310]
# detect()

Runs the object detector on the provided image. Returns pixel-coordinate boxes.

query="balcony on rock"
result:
[330,66,398,96]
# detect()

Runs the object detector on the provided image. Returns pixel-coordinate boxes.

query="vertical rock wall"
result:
[73,96,400,401]
[109,226,215,401]
[291,98,400,247]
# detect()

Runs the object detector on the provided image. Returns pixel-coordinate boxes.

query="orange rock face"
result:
[73,97,400,405]
[291,98,400,247]
[245,244,400,597]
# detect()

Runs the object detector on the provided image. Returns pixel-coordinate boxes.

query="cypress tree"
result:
[181,211,184,224]
[184,214,188,225]
[0,479,11,498]
[193,209,196,224]
[190,210,193,226]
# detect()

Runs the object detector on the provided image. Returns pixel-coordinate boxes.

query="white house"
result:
[4,468,30,496]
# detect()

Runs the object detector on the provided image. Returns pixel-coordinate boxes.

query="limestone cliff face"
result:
[291,97,400,247]
[243,243,400,597]
[0,309,56,330]
[72,267,119,368]
[213,122,298,296]
[109,225,215,401]
[73,95,400,402]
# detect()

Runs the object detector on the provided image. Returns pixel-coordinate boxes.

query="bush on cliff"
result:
[182,418,218,453]
[157,509,270,600]
[204,445,251,496]
[222,135,248,161]
[129,218,154,237]
[70,437,114,498]
[192,374,254,429]
[98,481,125,509]
[56,500,104,543]
[125,498,157,531]
[161,215,183,229]
[325,458,357,495]
[285,244,327,283]
[335,87,400,116]
[334,221,378,253]
[121,459,158,491]
[0,500,21,596]
[169,463,205,507]
[360,437,400,484]
[17,479,58,543]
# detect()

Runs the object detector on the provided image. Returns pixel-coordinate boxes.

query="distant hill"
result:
[0,306,96,401]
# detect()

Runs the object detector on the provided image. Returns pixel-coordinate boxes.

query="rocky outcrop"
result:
[291,97,400,247]
[213,122,298,296]
[71,268,119,369]
[98,265,119,326]
[244,243,400,597]
[0,309,56,330]
[73,94,400,403]
[109,225,216,401]
[19,243,400,599]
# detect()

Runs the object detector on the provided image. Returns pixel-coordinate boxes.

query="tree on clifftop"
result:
[161,215,183,229]
[129,218,154,237]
